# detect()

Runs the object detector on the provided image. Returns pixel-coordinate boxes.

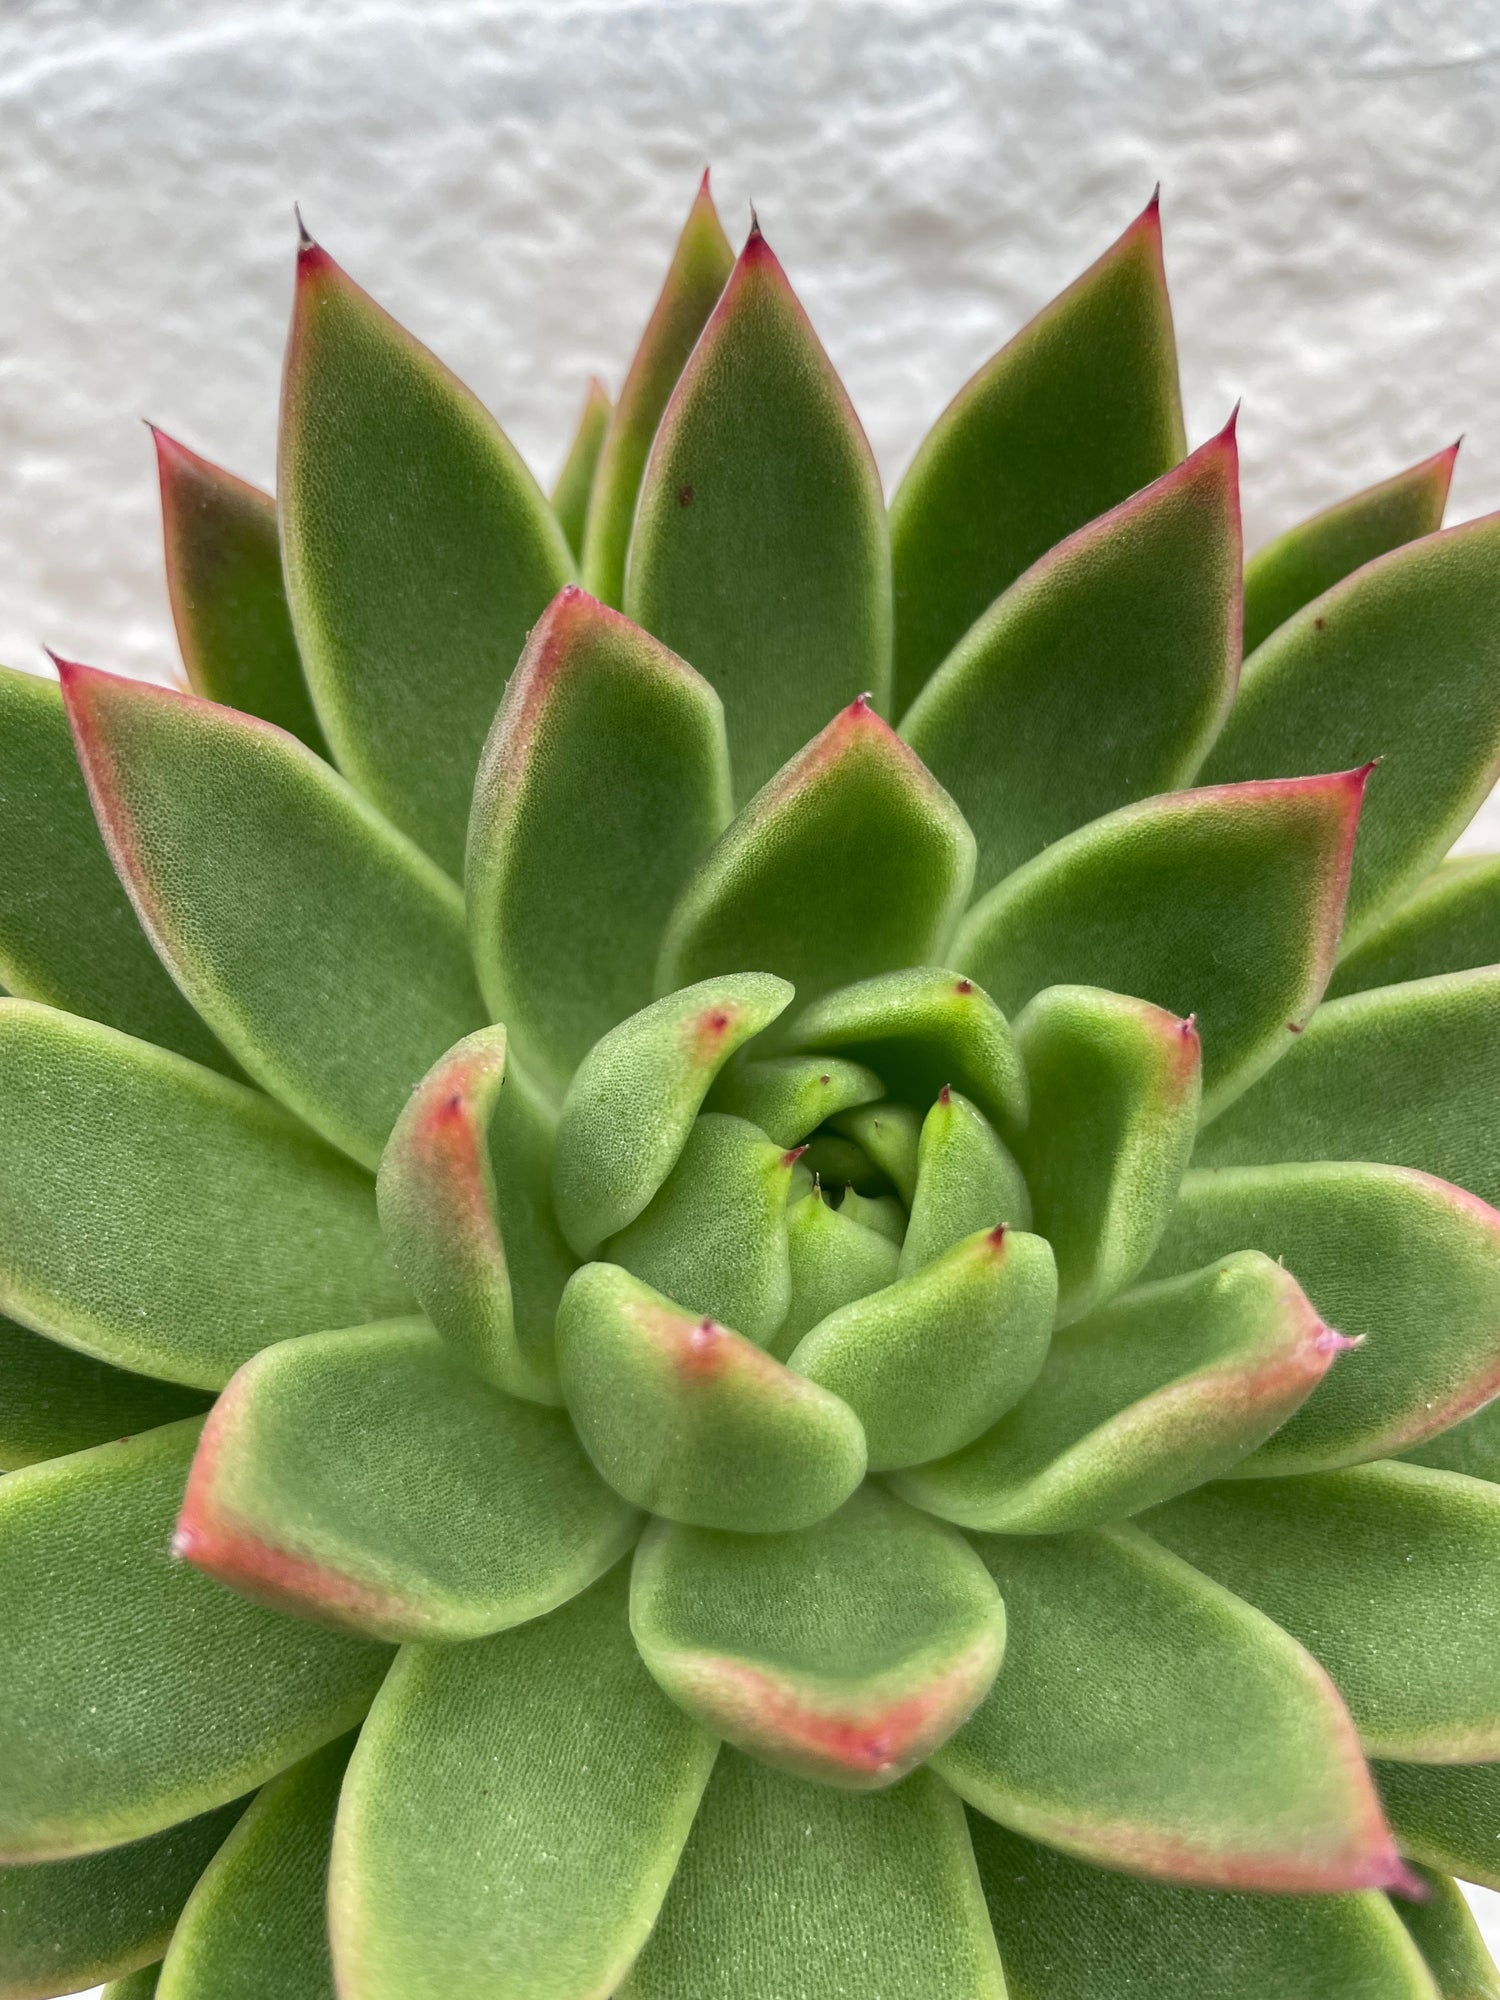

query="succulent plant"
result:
[5,173,1500,2000]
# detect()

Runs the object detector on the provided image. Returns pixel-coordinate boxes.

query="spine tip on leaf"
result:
[1316,1327,1364,1355]
[938,1082,952,1105]
[954,978,974,997]
[987,1223,1008,1250]
[781,1144,809,1170]
[294,203,314,252]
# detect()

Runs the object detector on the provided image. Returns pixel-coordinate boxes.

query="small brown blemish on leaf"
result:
[1313,617,1326,631]
[1287,1022,1304,1034]
[678,483,695,508]
[954,979,974,996]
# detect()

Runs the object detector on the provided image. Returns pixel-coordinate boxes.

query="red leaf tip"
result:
[1383,1858,1431,1902]
[938,1082,952,1105]
[1179,1012,1198,1037]
[697,166,713,199]
[781,1145,809,1170]
[1220,400,1241,445]
[954,978,974,997]
[294,202,315,251]
[1316,1327,1365,1355]
[987,1223,1008,1250]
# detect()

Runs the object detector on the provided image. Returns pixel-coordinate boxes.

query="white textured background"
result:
[3,1,1498,1990]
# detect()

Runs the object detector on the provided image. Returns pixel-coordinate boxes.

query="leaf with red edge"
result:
[550,376,611,560]
[629,1486,1005,1789]
[889,194,1185,716]
[935,1524,1406,1894]
[902,419,1241,897]
[955,771,1368,1120]
[1331,855,1500,998]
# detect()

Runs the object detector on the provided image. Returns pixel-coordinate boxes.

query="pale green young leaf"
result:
[707,1053,884,1148]
[900,1088,1031,1275]
[550,377,611,559]
[775,1189,901,1360]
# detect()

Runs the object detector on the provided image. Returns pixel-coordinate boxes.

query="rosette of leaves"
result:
[5,176,1500,2000]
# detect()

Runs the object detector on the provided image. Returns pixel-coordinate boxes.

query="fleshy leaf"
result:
[889,195,1185,715]
[1376,1760,1500,1893]
[466,587,731,1096]
[1403,1399,1500,1481]
[583,173,734,608]
[840,1186,907,1242]
[970,1815,1439,2000]
[0,665,231,1072]
[935,1525,1404,1892]
[801,1133,890,1196]
[0,1315,210,1471]
[553,972,792,1256]
[155,1739,351,2000]
[329,1562,716,2000]
[1149,1163,1500,1473]
[658,698,975,1011]
[605,1114,797,1344]
[0,1002,409,1388]
[550,376,612,559]
[629,1486,1006,1788]
[0,1799,244,1999]
[151,427,328,753]
[902,421,1241,896]
[176,1321,637,1643]
[785,966,1029,1140]
[898,1252,1340,1534]
[619,1754,1007,2000]
[1196,967,1500,1207]
[901,1087,1032,1275]
[104,1967,162,1998]
[0,1421,388,1860]
[279,230,574,873]
[376,1024,566,1402]
[1242,445,1457,657]
[707,1052,884,1147]
[955,770,1368,1120]
[775,1188,902,1360]
[789,1225,1057,1470]
[1143,1461,1500,1760]
[555,1263,865,1531]
[1331,855,1500,998]
[624,223,892,804]
[1392,1863,1500,1999]
[1012,985,1201,1324]
[830,1100,924,1204]
[58,660,487,1168]
[1199,513,1500,945]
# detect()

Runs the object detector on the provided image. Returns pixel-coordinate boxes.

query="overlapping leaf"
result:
[1331,855,1500,997]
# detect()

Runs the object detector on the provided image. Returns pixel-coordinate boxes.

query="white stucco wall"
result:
[4,2,1499,1990]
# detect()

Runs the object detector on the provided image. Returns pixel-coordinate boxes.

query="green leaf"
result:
[955,770,1369,1120]
[0,665,231,1073]
[902,420,1240,897]
[466,588,731,1097]
[0,1315,210,1471]
[785,966,1029,1141]
[550,377,612,559]
[897,1253,1341,1534]
[1196,968,1500,1207]
[707,1052,884,1147]
[1242,445,1457,657]
[935,1524,1403,1892]
[605,1114,798,1344]
[151,427,329,754]
[624,223,892,804]
[555,1262,865,1532]
[279,230,574,873]
[1391,1864,1500,1999]
[969,1814,1440,2000]
[901,1087,1032,1275]
[0,1420,388,1861]
[58,660,487,1169]
[0,1002,409,1389]
[1403,1399,1500,1481]
[619,1754,1007,2000]
[376,1025,566,1402]
[830,1100,924,1204]
[1012,985,1201,1324]
[1375,1760,1500,1893]
[1199,514,1500,945]
[1331,856,1500,998]
[797,1131,888,1196]
[658,699,975,1011]
[553,973,792,1256]
[176,1321,637,1643]
[1149,1163,1500,1474]
[1142,1461,1500,1760]
[155,1739,350,2000]
[104,1968,162,1999]
[840,1186,907,1242]
[790,1224,1056,1470]
[776,1188,901,1360]
[0,1799,243,2000]
[582,173,734,609]
[629,1486,1006,1788]
[329,1562,716,2000]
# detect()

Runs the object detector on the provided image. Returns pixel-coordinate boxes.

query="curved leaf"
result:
[1331,855,1500,998]
[1150,1162,1500,1474]
[279,231,573,873]
[624,223,891,803]
[903,420,1240,896]
[935,1525,1403,1892]
[1403,1400,1500,1482]
[466,587,731,1097]
[0,1421,388,1861]
[956,770,1368,1120]
[901,1087,1032,1275]
[776,1188,901,1359]
[840,1186,906,1242]
[104,1965,162,1998]
[329,1562,716,2000]
[889,194,1185,714]
[59,660,486,1169]
[1143,1461,1500,1761]
[0,1316,209,1472]
[620,1754,1007,2000]
[707,1052,884,1147]
[629,1487,1006,1788]
[830,1100,923,1204]
[1391,1863,1500,2000]
[1200,513,1500,944]
[1375,1760,1500,1893]
[550,376,611,559]
[0,1002,409,1389]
